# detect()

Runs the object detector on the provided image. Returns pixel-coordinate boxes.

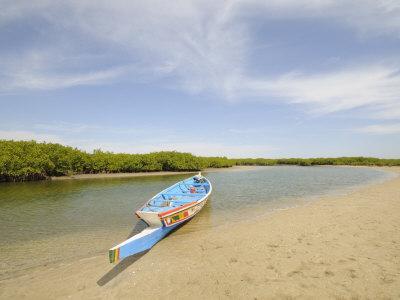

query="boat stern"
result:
[136,210,163,227]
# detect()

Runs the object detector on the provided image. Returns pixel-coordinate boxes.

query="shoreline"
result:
[1,167,399,299]
[49,165,398,181]
[50,165,258,181]
[50,170,198,180]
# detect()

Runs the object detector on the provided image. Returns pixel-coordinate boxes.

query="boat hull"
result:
[109,197,209,263]
[109,225,178,263]
[109,174,212,263]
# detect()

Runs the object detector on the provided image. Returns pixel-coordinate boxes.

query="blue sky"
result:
[1,1,400,158]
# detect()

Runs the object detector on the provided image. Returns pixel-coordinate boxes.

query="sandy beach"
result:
[1,167,399,299]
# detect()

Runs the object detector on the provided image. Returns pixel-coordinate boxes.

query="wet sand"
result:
[1,167,399,299]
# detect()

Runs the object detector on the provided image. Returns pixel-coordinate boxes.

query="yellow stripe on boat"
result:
[109,247,120,263]
[165,209,191,225]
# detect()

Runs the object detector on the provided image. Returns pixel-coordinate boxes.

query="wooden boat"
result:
[109,172,212,263]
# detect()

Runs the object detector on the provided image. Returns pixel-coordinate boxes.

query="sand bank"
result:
[1,168,399,299]
[50,170,198,180]
[50,166,257,181]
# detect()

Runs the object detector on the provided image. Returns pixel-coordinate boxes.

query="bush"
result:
[0,140,232,181]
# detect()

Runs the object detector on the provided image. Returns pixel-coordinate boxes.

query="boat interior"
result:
[140,176,210,213]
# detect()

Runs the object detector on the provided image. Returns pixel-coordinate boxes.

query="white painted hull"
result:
[136,176,212,227]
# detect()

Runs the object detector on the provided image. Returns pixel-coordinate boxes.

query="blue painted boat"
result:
[109,172,212,263]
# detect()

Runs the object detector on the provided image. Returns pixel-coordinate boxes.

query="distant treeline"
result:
[1,140,399,182]
[232,157,400,167]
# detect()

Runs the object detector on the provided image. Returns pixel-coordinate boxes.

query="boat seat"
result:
[162,193,202,197]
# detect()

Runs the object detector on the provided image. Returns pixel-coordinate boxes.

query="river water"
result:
[0,166,392,279]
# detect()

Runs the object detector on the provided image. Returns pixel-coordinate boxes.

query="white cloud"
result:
[0,129,273,157]
[0,122,274,157]
[372,103,400,120]
[0,130,63,143]
[357,123,400,134]
[32,122,174,138]
[74,140,276,158]
[33,122,101,133]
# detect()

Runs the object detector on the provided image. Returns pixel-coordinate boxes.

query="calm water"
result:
[0,166,393,279]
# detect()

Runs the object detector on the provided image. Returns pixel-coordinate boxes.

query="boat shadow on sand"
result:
[97,219,146,286]
[97,219,186,286]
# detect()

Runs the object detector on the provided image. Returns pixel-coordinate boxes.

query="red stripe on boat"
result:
[158,202,197,217]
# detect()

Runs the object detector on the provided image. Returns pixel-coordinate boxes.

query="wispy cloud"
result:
[357,123,400,134]
[33,122,101,134]
[75,140,276,158]
[1,0,400,121]
[239,65,400,118]
[228,128,265,135]
[0,128,275,157]
[0,52,126,91]
[0,130,62,143]
[32,122,174,138]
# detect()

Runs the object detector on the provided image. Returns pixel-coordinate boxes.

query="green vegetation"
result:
[1,140,399,182]
[0,140,232,182]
